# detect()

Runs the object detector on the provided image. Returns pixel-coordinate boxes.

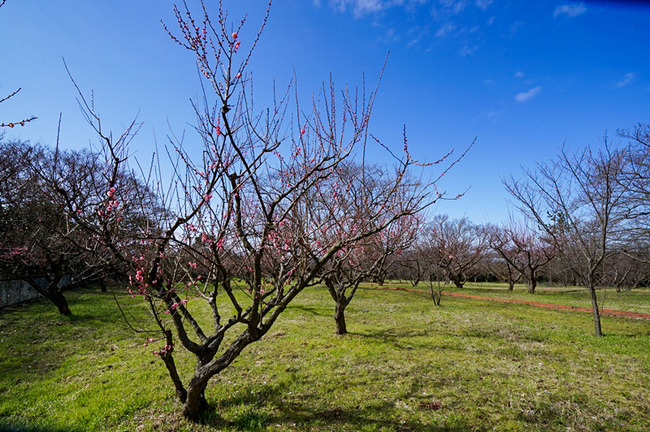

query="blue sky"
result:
[1,0,649,224]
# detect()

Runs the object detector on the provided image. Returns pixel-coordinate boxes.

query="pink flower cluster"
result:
[152,344,174,357]
[170,299,190,310]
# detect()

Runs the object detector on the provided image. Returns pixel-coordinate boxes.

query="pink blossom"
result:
[235,72,242,79]
[232,32,238,39]
[189,262,198,269]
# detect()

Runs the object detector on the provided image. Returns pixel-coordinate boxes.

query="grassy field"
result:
[389,281,650,315]
[0,284,648,431]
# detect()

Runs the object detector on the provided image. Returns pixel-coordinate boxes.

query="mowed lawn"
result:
[0,284,648,431]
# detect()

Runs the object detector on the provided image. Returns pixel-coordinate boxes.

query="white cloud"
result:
[553,3,587,18]
[435,22,456,37]
[515,86,541,102]
[616,72,638,88]
[459,45,477,56]
[515,71,524,79]
[332,0,429,16]
[475,0,493,11]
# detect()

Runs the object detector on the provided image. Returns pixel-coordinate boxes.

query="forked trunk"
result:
[182,376,211,421]
[527,278,537,294]
[451,275,464,288]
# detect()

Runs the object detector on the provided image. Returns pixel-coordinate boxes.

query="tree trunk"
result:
[588,284,603,337]
[334,301,347,335]
[42,286,72,316]
[508,280,515,291]
[450,274,464,288]
[26,277,72,316]
[527,278,537,294]
[182,376,211,421]
[50,292,72,316]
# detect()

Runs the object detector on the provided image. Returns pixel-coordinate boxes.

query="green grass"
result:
[397,280,650,315]
[1,284,649,431]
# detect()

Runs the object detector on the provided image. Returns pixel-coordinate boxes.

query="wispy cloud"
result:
[515,86,541,102]
[332,0,389,16]
[514,71,524,79]
[553,3,587,18]
[475,0,493,11]
[616,72,638,88]
[332,0,429,17]
[326,0,494,54]
[435,22,456,37]
[459,45,477,56]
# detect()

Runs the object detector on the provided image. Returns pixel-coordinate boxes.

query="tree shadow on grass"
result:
[0,422,85,432]
[198,375,475,431]
[288,305,329,317]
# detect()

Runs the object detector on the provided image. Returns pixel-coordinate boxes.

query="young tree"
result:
[315,164,422,334]
[504,141,630,336]
[55,1,456,420]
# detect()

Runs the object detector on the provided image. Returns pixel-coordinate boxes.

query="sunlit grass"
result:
[385,280,650,315]
[0,284,648,431]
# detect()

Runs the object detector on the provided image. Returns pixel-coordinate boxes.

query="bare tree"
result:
[482,245,522,290]
[504,140,630,336]
[487,220,555,294]
[422,215,487,288]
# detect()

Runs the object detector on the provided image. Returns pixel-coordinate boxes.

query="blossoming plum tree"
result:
[54,0,465,420]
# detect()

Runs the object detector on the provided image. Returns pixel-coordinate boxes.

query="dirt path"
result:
[375,286,650,321]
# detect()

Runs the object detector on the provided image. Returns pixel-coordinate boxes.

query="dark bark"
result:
[450,274,464,288]
[160,330,187,403]
[588,284,603,337]
[334,301,347,335]
[182,376,211,421]
[26,277,72,316]
[527,276,537,294]
[48,290,72,316]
